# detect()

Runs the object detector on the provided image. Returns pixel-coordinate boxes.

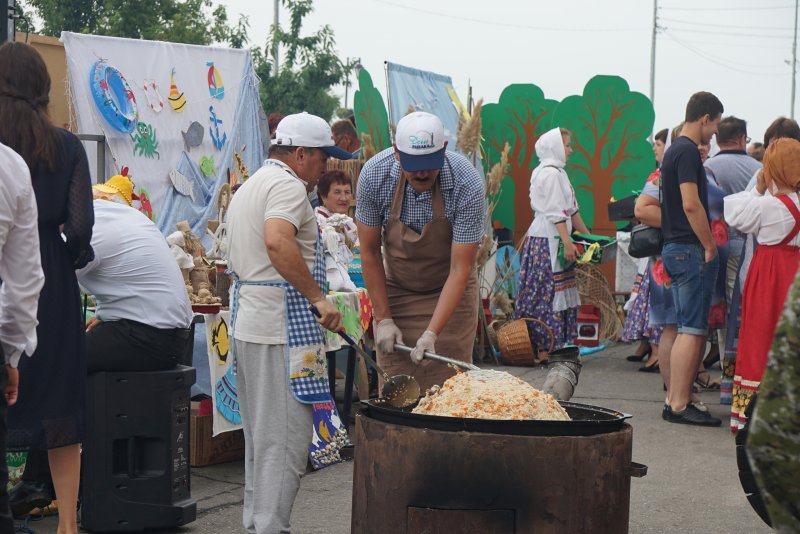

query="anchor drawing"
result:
[208,105,227,150]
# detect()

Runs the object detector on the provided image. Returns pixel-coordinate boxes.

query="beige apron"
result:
[379,170,478,392]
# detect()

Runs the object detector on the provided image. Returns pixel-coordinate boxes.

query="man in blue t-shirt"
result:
[660,91,724,427]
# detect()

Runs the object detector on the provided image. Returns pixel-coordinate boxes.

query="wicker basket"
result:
[493,318,555,366]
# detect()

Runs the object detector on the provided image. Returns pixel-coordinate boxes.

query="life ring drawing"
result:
[90,61,138,134]
[207,61,224,100]
[142,80,164,113]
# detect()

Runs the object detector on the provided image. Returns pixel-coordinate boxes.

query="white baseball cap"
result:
[272,112,353,160]
[395,111,446,171]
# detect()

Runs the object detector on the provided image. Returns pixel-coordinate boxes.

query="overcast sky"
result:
[223,0,796,143]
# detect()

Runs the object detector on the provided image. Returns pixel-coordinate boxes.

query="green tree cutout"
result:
[552,75,655,231]
[480,84,558,239]
[353,68,391,153]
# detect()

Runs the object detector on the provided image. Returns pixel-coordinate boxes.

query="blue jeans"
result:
[661,243,719,336]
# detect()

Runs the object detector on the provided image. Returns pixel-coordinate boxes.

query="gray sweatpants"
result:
[235,340,313,534]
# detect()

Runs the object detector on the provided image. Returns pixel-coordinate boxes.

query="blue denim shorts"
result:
[661,243,719,336]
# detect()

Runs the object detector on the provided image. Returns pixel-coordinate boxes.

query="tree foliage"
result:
[353,68,391,154]
[22,0,247,47]
[253,0,347,120]
[480,84,558,238]
[552,75,655,230]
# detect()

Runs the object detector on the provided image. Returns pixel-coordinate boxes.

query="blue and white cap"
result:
[395,111,446,171]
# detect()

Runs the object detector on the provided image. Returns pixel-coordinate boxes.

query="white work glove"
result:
[410,330,438,364]
[376,319,404,355]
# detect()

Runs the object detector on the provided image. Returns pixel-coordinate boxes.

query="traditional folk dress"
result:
[621,259,662,345]
[748,267,800,531]
[724,189,800,432]
[515,128,580,354]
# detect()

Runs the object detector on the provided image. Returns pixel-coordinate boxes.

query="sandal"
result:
[695,370,721,390]
[638,358,660,373]
[626,345,652,362]
[702,344,721,370]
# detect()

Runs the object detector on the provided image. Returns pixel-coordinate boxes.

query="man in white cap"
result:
[356,111,486,390]
[225,112,350,533]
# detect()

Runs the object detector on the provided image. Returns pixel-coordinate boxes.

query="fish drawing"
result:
[168,169,196,202]
[207,61,224,100]
[168,68,186,112]
[181,121,204,151]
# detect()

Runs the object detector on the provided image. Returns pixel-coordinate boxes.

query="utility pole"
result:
[272,0,280,76]
[792,0,798,119]
[649,0,658,107]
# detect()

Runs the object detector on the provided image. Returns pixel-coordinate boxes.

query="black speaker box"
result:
[81,365,197,532]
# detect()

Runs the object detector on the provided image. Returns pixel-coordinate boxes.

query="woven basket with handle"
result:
[493,318,555,366]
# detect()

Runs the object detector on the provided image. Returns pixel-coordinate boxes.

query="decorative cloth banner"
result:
[385,62,460,151]
[61,32,266,248]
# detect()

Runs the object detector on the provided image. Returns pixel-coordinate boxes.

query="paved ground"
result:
[25,342,772,533]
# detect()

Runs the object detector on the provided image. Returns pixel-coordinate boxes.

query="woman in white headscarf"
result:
[513,127,589,362]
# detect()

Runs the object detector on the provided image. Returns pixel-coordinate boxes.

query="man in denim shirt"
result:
[660,91,724,426]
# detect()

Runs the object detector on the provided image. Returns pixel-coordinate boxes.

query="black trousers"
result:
[86,318,192,373]
[0,361,14,533]
[22,319,192,486]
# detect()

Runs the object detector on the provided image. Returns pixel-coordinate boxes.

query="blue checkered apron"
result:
[228,217,331,405]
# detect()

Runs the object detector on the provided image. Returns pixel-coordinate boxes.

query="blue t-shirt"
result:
[660,136,709,245]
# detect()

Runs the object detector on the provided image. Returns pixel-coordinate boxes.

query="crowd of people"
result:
[1,37,799,533]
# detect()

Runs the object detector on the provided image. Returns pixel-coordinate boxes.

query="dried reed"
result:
[491,291,514,317]
[360,133,377,162]
[476,233,494,268]
[456,98,483,157]
[486,142,510,214]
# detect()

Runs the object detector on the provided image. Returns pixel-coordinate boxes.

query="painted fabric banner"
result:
[61,32,265,245]
[385,62,460,149]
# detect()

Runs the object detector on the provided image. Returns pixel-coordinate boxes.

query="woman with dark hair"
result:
[622,127,668,369]
[0,42,93,533]
[315,170,359,291]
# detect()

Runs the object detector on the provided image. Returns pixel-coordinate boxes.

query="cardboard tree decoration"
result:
[552,75,655,232]
[353,68,392,154]
[480,84,558,240]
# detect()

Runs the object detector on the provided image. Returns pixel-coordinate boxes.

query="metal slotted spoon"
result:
[309,307,420,408]
[394,344,480,371]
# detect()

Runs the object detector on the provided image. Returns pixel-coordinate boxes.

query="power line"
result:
[670,37,790,50]
[663,32,789,75]
[662,4,794,12]
[665,27,794,39]
[368,0,648,32]
[660,17,793,31]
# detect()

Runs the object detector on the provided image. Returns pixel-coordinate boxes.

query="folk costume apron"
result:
[228,161,348,469]
[379,169,478,391]
[731,194,800,432]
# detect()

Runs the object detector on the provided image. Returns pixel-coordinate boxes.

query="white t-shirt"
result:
[226,159,317,344]
[77,200,192,329]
